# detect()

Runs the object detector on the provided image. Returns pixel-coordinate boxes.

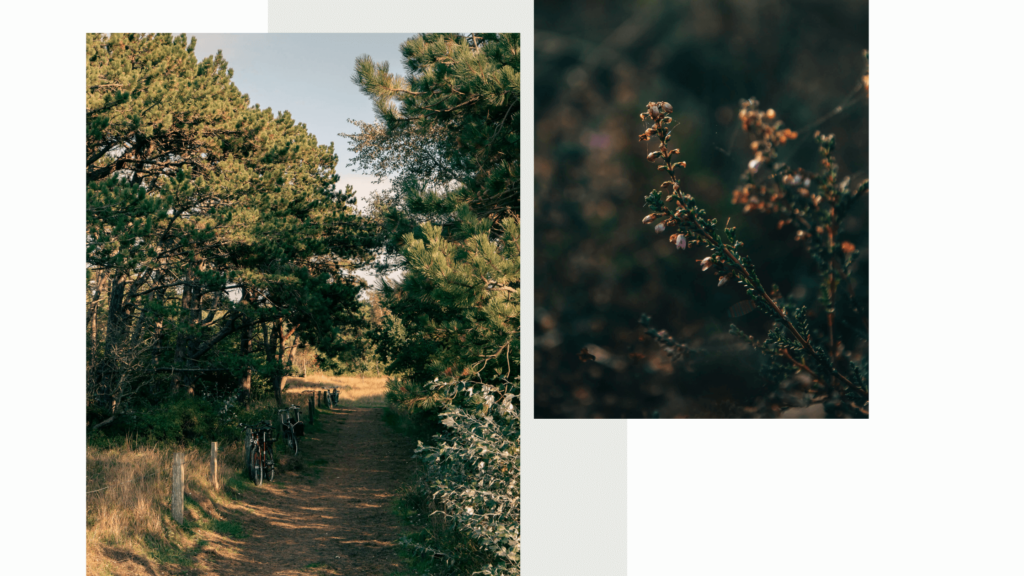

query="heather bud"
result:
[663,102,674,114]
[700,256,712,271]
[642,214,657,225]
[647,151,662,162]
[654,223,666,233]
[718,275,729,287]
[674,234,687,250]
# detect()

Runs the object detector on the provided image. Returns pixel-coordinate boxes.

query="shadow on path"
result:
[198,404,417,576]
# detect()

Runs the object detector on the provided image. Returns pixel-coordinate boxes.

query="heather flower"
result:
[633,53,869,418]
[655,223,666,233]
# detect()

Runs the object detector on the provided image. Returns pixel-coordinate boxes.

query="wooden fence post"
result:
[308,396,313,423]
[210,442,218,491]
[172,452,184,524]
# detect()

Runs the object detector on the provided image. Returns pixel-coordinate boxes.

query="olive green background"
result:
[4,1,1019,573]
[626,2,1024,569]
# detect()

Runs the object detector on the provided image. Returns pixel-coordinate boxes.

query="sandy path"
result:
[198,404,417,576]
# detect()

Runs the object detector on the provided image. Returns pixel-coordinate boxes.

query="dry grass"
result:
[86,440,242,575]
[284,375,389,408]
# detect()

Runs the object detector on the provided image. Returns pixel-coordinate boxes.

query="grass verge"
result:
[86,405,280,576]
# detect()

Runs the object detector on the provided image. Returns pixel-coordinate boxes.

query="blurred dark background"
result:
[535,0,868,418]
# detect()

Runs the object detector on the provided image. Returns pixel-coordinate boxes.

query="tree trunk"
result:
[273,370,287,408]
[173,271,196,395]
[239,320,252,397]
[87,271,105,351]
[99,274,129,410]
[275,322,301,407]
[130,291,153,347]
[237,289,252,399]
[270,318,284,407]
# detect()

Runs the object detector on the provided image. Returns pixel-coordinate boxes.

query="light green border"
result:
[626,2,1024,569]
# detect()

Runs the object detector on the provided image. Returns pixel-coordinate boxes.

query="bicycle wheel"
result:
[287,428,299,456]
[265,444,275,482]
[250,445,263,486]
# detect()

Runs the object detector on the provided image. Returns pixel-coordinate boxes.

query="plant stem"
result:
[650,120,863,397]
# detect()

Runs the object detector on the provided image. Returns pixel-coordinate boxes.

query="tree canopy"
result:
[87,33,370,428]
[343,33,521,411]
[344,33,520,270]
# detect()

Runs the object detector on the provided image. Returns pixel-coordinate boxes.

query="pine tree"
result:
[344,34,521,575]
[86,34,369,428]
[378,210,520,412]
[344,33,521,408]
[345,33,520,270]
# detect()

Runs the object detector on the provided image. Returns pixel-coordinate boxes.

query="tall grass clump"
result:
[86,440,243,574]
[634,54,868,418]
[86,391,282,574]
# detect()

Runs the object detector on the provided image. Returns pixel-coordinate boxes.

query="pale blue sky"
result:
[187,33,412,210]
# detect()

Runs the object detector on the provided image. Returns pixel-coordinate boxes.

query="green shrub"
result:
[633,55,868,417]
[90,393,279,448]
[399,378,520,575]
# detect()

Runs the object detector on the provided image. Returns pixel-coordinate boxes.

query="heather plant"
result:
[635,87,868,417]
[402,377,520,575]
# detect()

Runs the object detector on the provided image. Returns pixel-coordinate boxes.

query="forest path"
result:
[197,401,417,576]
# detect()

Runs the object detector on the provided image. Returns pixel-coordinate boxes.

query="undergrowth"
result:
[634,51,869,418]
[85,439,249,575]
[390,378,520,576]
[86,391,319,574]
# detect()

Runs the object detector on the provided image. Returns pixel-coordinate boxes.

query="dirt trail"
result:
[199,403,417,576]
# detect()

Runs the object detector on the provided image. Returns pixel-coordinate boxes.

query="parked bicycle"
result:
[278,405,305,456]
[240,420,276,486]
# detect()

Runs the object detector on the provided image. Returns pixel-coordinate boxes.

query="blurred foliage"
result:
[535,0,868,417]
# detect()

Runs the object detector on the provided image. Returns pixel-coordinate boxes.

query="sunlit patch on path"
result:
[195,401,417,576]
